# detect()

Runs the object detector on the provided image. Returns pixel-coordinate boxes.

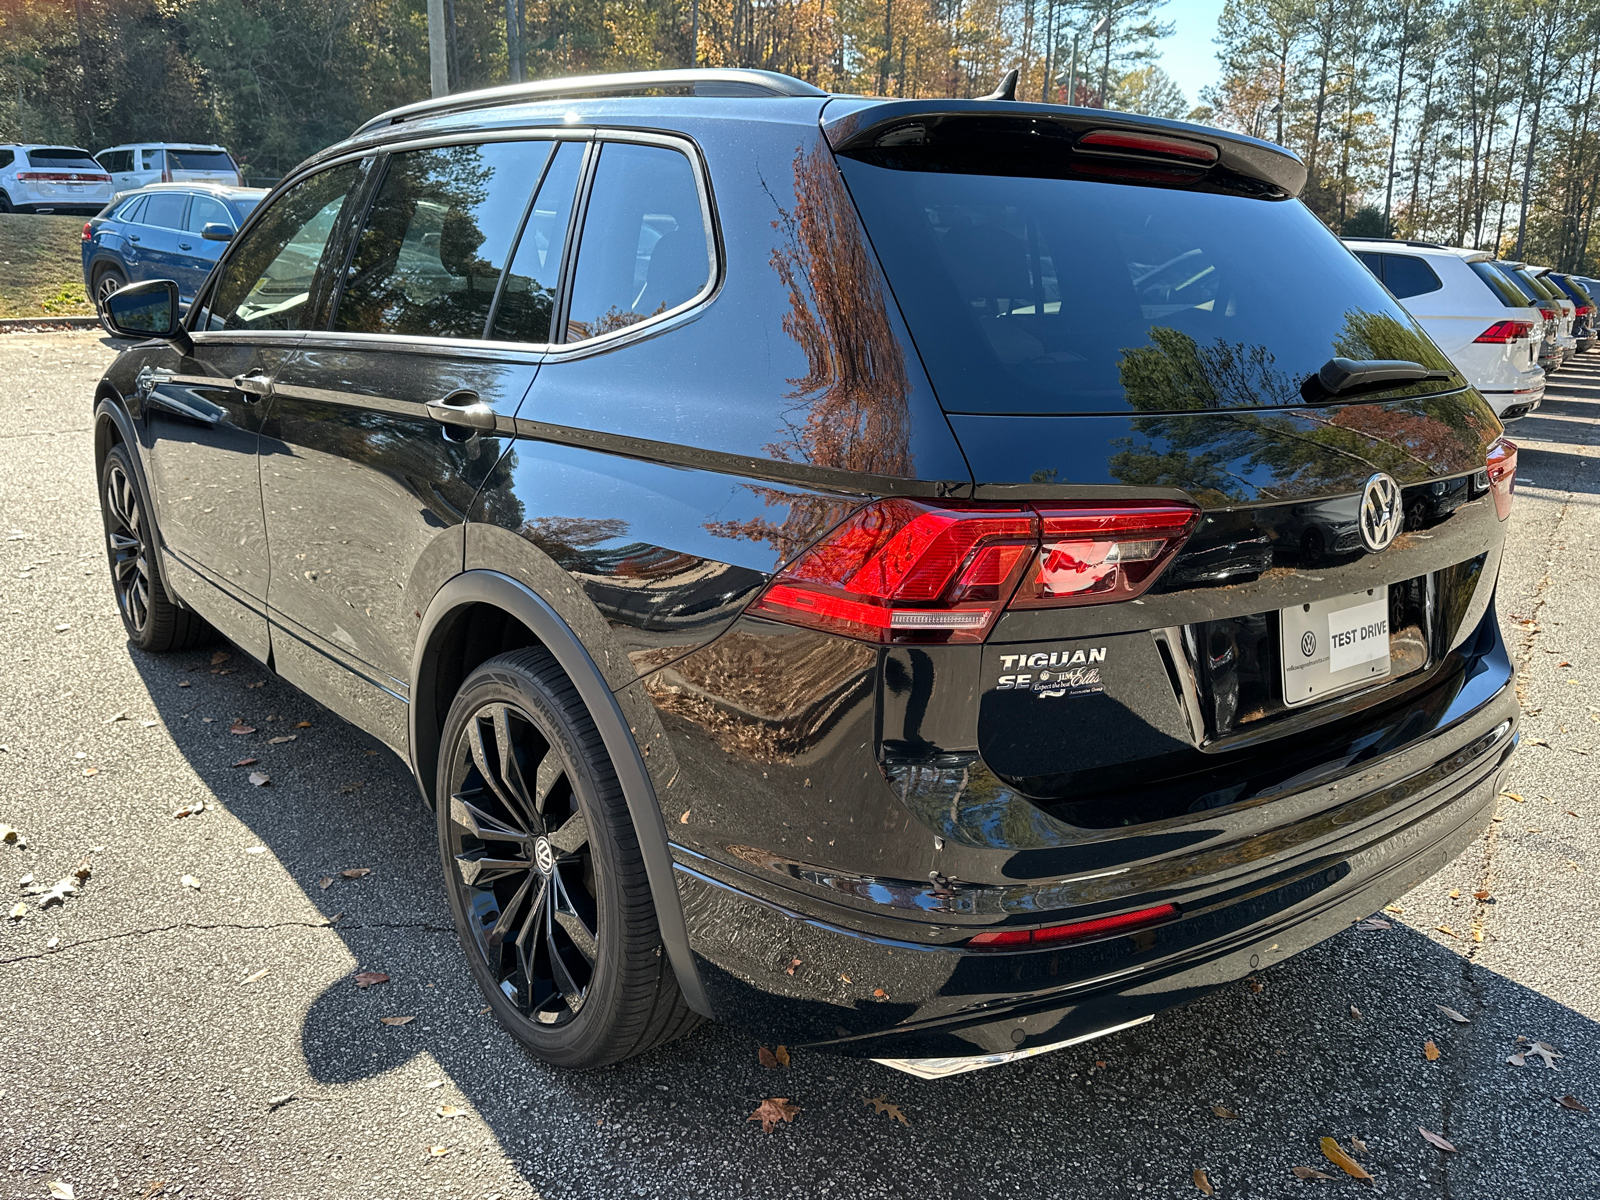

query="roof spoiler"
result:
[353,69,826,137]
[821,100,1308,199]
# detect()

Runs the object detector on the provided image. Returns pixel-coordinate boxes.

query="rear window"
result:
[167,149,236,173]
[26,148,100,171]
[1470,261,1529,308]
[1378,254,1442,299]
[839,160,1448,414]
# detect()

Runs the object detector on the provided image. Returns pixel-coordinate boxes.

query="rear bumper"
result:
[674,624,1517,1061]
[12,201,106,216]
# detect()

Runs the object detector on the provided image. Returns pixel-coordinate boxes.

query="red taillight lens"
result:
[969,903,1181,949]
[1539,307,1558,321]
[1076,129,1219,165]
[1475,320,1535,343]
[749,499,1199,644]
[15,171,110,183]
[81,222,92,242]
[1578,306,1593,317]
[1486,437,1517,520]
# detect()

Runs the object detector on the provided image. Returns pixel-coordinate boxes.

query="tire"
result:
[0,192,13,214]
[437,648,699,1069]
[99,443,211,652]
[93,265,127,319]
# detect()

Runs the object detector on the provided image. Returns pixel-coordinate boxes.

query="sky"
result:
[1151,0,1226,110]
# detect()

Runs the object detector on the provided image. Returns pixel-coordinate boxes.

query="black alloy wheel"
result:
[437,649,698,1068]
[98,443,209,651]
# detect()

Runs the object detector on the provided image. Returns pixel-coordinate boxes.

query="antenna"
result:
[981,68,1020,102]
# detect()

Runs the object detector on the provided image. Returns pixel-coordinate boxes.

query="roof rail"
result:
[1339,236,1444,249]
[353,69,827,137]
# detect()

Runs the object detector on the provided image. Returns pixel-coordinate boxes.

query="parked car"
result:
[1545,273,1596,354]
[94,143,243,191]
[1493,261,1574,370]
[1521,266,1579,360]
[82,183,266,315]
[1345,238,1545,420]
[92,69,1521,1077]
[0,144,114,215]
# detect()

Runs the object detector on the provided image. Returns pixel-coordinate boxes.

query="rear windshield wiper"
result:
[1300,357,1457,405]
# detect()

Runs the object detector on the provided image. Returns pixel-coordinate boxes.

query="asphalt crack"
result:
[0,918,455,966]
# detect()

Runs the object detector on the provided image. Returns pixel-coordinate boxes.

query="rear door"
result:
[129,192,190,291]
[176,192,233,298]
[260,136,575,747]
[140,161,367,661]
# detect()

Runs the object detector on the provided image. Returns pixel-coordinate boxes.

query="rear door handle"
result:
[178,242,192,250]
[231,369,273,401]
[425,390,497,432]
[128,234,140,242]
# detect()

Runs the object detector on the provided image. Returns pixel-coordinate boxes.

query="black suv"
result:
[94,69,1519,1077]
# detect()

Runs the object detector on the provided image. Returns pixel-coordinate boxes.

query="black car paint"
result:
[92,88,1515,1060]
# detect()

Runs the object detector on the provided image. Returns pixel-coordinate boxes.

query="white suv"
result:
[1344,238,1546,420]
[93,144,242,191]
[0,145,115,215]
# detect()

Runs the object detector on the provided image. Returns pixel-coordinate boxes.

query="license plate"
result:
[1280,586,1391,707]
[68,184,83,193]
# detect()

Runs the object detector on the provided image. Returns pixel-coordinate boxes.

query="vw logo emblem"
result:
[1358,472,1402,552]
[533,836,555,875]
[1301,631,1317,657]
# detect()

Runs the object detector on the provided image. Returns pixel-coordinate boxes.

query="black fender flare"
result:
[93,393,183,605]
[411,569,714,1019]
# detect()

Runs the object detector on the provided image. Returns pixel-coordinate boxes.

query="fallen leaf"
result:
[1193,1167,1213,1196]
[0,824,17,843]
[436,1105,466,1118]
[774,1045,790,1068]
[1529,1041,1563,1068]
[1248,977,1264,993]
[1500,791,1525,803]
[354,971,390,988]
[1436,925,1458,938]
[178,680,191,687]
[211,651,231,666]
[341,868,372,879]
[1473,890,1491,901]
[229,722,256,735]
[1292,1167,1334,1180]
[1350,1136,1367,1154]
[679,810,690,824]
[839,973,852,983]
[141,719,159,728]
[747,1096,801,1132]
[381,1016,415,1026]
[1508,1052,1527,1067]
[1384,904,1404,914]
[247,681,265,689]
[422,1080,443,1089]
[318,876,334,890]
[295,720,312,728]
[1558,1094,1591,1113]
[7,901,24,920]
[47,1181,75,1199]
[248,771,270,787]
[268,735,296,744]
[103,711,128,724]
[1418,1127,1457,1152]
[428,1145,449,1156]
[863,1095,908,1125]
[242,968,269,985]
[1424,1040,1440,1061]
[786,958,801,976]
[1437,1005,1470,1024]
[872,987,887,1000]
[172,801,205,819]
[758,1045,778,1069]
[1320,1136,1372,1181]
[1210,1105,1236,1119]
[1472,926,1485,943]
[1350,1005,1362,1020]
[72,860,91,883]
[140,1179,165,1198]
[180,875,201,890]
[244,846,266,855]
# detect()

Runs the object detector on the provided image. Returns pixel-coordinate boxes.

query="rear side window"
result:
[114,195,147,222]
[26,148,99,170]
[1470,261,1528,308]
[564,142,710,342]
[1378,254,1442,299]
[839,159,1447,414]
[1563,276,1598,307]
[492,141,583,344]
[142,193,189,230]
[0,150,13,169]
[141,149,163,171]
[1493,265,1541,304]
[168,149,235,172]
[335,141,552,340]
[99,151,131,173]
[186,194,232,233]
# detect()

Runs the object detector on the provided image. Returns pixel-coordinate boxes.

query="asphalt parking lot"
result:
[1,331,1596,1200]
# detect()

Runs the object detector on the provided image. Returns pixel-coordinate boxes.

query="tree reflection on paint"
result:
[705,142,914,561]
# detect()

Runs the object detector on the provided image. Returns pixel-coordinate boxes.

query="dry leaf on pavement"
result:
[247,771,270,787]
[748,1097,800,1132]
[1350,1136,1367,1154]
[295,720,312,728]
[381,1016,415,1026]
[1350,1004,1362,1019]
[786,958,801,976]
[758,1046,778,1069]
[7,902,24,920]
[1292,1167,1334,1180]
[269,735,296,744]
[318,876,334,889]
[1437,1005,1470,1024]
[1557,1094,1591,1112]
[180,875,201,890]
[437,1105,466,1118]
[1320,1136,1373,1181]
[1424,1040,1440,1061]
[428,1145,449,1156]
[1529,1042,1563,1068]
[231,757,257,768]
[47,1182,75,1199]
[172,801,205,819]
[229,722,255,735]
[864,1095,909,1125]
[341,868,372,879]
[241,968,269,985]
[354,971,390,988]
[1418,1127,1457,1152]
[1210,1105,1236,1119]
[1193,1168,1213,1195]
[211,651,230,666]
[1473,890,1491,900]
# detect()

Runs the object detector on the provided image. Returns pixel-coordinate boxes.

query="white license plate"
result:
[68,184,83,193]
[1280,586,1391,707]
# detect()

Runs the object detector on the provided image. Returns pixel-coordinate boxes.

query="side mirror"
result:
[201,223,234,242]
[102,279,193,355]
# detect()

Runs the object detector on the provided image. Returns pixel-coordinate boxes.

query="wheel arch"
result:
[94,392,184,605]
[412,569,714,1019]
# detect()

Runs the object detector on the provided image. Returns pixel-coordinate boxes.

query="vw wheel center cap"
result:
[533,836,555,875]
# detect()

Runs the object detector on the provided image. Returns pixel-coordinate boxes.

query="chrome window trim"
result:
[288,328,544,363]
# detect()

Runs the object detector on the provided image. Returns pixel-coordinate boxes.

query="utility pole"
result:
[690,0,699,67]
[427,0,449,97]
[1066,30,1080,105]
[1095,12,1111,108]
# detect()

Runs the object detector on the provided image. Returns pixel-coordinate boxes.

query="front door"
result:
[141,160,368,662]
[260,137,575,748]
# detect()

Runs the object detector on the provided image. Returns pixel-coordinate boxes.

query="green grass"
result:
[0,214,93,318]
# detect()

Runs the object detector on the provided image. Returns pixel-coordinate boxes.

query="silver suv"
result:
[94,143,242,191]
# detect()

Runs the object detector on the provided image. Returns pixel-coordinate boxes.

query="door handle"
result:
[178,242,192,250]
[128,234,140,242]
[231,369,273,401]
[425,390,497,433]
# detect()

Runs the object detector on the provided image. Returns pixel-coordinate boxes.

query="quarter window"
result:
[564,142,710,342]
[200,160,362,332]
[0,150,13,169]
[1378,254,1442,300]
[116,195,147,223]
[335,141,553,340]
[491,141,583,344]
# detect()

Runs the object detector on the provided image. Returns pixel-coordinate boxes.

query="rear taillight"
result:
[968,903,1181,949]
[748,499,1198,644]
[1578,305,1594,317]
[81,222,92,242]
[1486,437,1517,520]
[1475,320,1535,343]
[14,171,110,183]
[1075,129,1219,165]
[1539,307,1558,321]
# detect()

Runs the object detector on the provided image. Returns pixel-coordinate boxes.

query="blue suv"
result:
[82,182,265,316]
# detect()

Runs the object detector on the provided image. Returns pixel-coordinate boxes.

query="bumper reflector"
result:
[873,1014,1155,1080]
[968,902,1181,949]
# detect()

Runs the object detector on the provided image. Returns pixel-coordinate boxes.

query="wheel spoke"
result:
[490,704,542,822]
[531,745,564,815]
[449,790,531,845]
[454,853,531,887]
[548,810,588,856]
[551,871,598,964]
[466,713,523,818]
[545,896,587,1011]
[486,872,541,949]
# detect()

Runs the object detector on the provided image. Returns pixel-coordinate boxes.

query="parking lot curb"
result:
[0,315,104,332]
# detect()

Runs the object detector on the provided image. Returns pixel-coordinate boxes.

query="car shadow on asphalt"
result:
[127,642,1598,1198]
